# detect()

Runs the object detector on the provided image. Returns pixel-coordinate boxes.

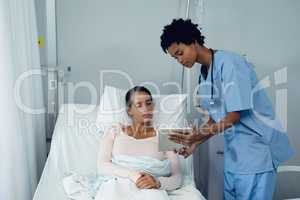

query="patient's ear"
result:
[127,107,133,116]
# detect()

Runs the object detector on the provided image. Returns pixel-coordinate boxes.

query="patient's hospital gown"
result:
[95,126,198,200]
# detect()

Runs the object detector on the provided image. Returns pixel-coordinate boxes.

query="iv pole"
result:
[181,0,191,92]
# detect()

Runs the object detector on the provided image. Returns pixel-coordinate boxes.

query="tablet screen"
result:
[157,128,192,152]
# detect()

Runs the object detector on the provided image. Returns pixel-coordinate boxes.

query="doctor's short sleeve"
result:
[222,58,252,112]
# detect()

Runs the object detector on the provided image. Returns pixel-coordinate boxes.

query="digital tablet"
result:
[157,128,192,152]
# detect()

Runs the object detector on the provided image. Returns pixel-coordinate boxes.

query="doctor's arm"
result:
[200,111,240,136]
[171,113,241,158]
[169,113,240,150]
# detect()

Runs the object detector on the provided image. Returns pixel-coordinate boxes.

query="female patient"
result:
[96,86,182,200]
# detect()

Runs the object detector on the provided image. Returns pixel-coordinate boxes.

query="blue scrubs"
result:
[198,50,294,199]
[224,170,277,200]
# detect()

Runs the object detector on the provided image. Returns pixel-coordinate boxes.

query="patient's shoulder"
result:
[108,124,134,138]
[104,124,123,139]
[103,124,136,140]
[119,124,133,136]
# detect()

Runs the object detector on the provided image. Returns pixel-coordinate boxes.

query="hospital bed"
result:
[33,104,205,200]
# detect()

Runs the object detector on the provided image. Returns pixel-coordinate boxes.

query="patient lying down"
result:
[96,86,182,200]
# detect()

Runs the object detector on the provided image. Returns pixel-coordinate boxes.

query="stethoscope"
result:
[197,48,216,106]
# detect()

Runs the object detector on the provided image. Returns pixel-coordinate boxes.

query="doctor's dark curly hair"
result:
[160,18,205,53]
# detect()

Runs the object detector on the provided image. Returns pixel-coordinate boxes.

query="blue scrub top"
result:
[198,50,294,174]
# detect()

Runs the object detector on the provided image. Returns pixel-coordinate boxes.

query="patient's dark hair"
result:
[160,18,205,53]
[125,86,152,108]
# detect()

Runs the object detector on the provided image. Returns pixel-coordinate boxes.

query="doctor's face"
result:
[167,42,198,68]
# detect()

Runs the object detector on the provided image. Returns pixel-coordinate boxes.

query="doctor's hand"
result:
[135,172,160,189]
[172,132,213,158]
[168,127,206,146]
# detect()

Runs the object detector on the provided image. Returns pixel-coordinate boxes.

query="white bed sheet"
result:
[33,104,205,200]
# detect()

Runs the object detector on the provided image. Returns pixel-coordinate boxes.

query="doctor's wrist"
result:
[199,126,214,136]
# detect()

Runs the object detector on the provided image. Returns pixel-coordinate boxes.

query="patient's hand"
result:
[135,172,160,189]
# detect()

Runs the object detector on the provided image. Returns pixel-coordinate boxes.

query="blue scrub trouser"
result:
[224,170,277,200]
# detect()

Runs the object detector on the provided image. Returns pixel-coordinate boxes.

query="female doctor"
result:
[160,19,294,199]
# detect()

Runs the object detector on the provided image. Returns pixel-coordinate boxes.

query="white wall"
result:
[56,0,191,104]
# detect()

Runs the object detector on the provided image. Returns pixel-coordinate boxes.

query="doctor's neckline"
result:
[201,49,217,81]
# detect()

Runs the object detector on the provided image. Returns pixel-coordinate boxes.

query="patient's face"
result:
[127,91,154,124]
[167,42,197,68]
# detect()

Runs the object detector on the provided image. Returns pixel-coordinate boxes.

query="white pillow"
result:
[96,86,187,131]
